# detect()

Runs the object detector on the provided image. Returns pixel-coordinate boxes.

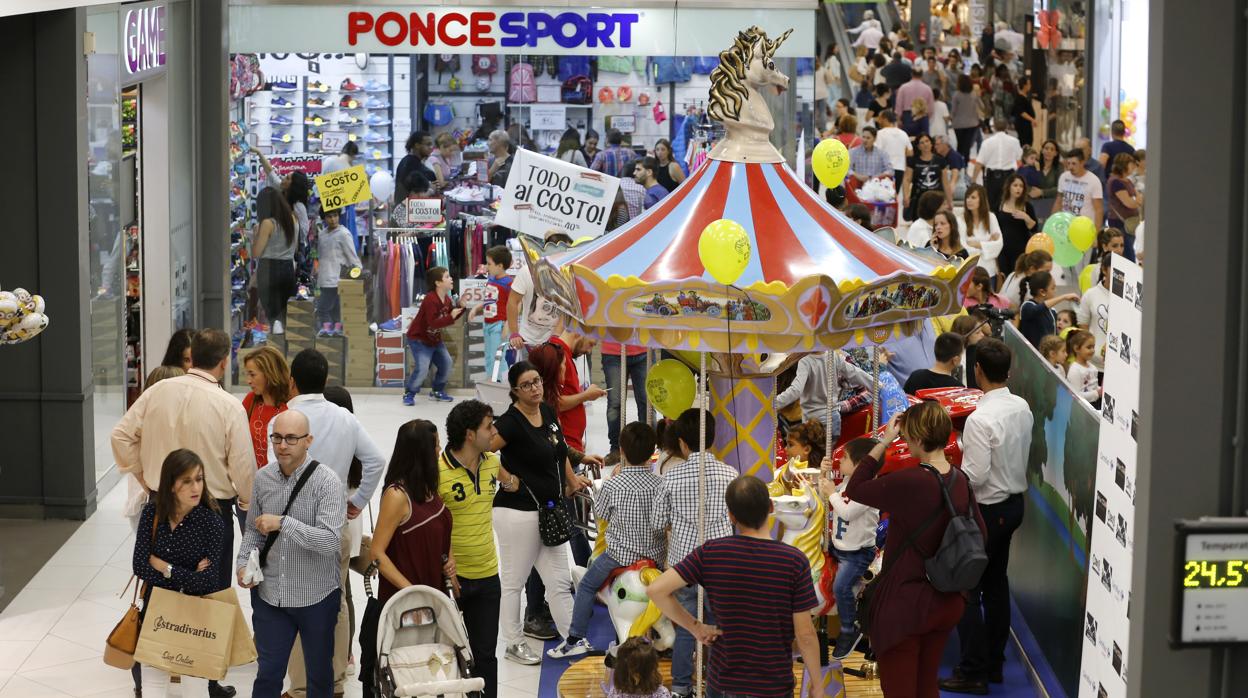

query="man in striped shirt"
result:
[439,400,514,698]
[589,128,637,178]
[648,476,823,698]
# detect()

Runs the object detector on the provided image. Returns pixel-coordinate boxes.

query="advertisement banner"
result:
[1078,255,1142,698]
[268,154,323,177]
[315,165,373,210]
[494,149,619,240]
[530,104,567,131]
[405,198,444,225]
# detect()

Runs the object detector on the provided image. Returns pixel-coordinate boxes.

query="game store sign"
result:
[122,1,167,81]
[230,4,813,58]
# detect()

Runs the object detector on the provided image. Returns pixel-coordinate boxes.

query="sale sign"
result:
[315,165,372,210]
[268,154,323,177]
[494,149,619,240]
[457,278,488,308]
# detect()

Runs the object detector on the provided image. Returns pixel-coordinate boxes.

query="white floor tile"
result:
[19,656,135,697]
[65,524,133,550]
[81,565,134,600]
[47,544,118,568]
[0,608,65,640]
[0,674,74,697]
[19,635,101,673]
[106,536,137,567]
[23,566,101,594]
[48,599,126,651]
[0,642,36,673]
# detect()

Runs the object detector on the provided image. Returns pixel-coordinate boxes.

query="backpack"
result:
[508,62,536,103]
[434,54,460,83]
[471,54,498,76]
[561,76,593,105]
[558,56,592,82]
[651,57,692,84]
[919,465,988,593]
[691,56,719,75]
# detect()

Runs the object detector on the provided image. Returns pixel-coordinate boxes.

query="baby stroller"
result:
[374,581,485,698]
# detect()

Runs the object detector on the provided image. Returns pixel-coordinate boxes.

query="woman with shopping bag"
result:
[129,448,227,697]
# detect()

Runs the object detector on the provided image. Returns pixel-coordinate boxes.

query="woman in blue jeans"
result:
[404,266,478,404]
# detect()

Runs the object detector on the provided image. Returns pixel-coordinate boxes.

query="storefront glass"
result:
[86,5,125,482]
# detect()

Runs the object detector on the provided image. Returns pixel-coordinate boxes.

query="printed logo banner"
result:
[1079,254,1142,698]
[494,149,620,240]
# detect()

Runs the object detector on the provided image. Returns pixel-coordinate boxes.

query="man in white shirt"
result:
[971,117,1022,210]
[1077,255,1112,371]
[507,232,570,358]
[940,338,1033,694]
[1054,147,1105,226]
[873,109,912,184]
[849,10,884,52]
[270,348,387,698]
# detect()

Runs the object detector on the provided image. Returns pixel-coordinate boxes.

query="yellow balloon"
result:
[645,359,696,419]
[812,138,851,189]
[698,219,751,285]
[1079,263,1097,293]
[1026,232,1055,255]
[1068,216,1097,251]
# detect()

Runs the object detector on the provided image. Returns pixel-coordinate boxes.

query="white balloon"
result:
[370,171,395,202]
[32,295,45,314]
[19,313,47,331]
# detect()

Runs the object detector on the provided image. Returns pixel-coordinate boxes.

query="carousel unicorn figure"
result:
[768,459,837,617]
[708,26,793,163]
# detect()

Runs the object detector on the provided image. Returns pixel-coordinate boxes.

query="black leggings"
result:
[257,258,296,327]
[955,126,978,163]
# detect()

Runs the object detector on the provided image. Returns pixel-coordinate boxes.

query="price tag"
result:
[612,114,636,133]
[531,104,567,131]
[406,198,443,225]
[458,278,488,308]
[315,165,372,210]
[320,131,347,152]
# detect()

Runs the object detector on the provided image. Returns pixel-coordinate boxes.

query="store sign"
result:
[315,165,373,210]
[406,198,444,225]
[495,150,620,240]
[123,2,167,81]
[230,6,814,58]
[268,154,323,177]
[611,114,637,134]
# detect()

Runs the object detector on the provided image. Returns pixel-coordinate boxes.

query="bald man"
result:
[237,409,346,698]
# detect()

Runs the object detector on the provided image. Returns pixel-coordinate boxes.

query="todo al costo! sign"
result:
[495,150,620,240]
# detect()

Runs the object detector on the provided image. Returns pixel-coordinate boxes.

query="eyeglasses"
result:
[269,433,309,445]
[518,377,544,391]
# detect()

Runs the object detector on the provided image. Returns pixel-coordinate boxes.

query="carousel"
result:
[533,26,978,698]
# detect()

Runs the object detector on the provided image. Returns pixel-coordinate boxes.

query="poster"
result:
[268,153,323,177]
[457,278,488,309]
[530,104,567,131]
[1078,255,1142,698]
[314,164,372,210]
[494,149,620,240]
[405,198,443,225]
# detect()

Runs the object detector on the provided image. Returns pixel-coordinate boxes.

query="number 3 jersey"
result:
[438,449,502,579]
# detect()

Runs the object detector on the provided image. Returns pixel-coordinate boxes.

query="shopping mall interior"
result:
[0,1,1243,697]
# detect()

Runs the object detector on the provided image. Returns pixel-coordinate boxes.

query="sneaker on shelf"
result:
[504,643,541,666]
[338,116,362,127]
[364,97,390,109]
[363,80,390,92]
[378,317,401,331]
[307,80,331,93]
[366,150,391,161]
[304,116,328,126]
[270,133,294,144]
[270,96,295,108]
[317,323,334,337]
[270,80,297,91]
[271,320,284,335]
[402,392,416,406]
[430,391,454,403]
[364,130,388,143]
[366,113,391,126]
[333,322,344,335]
[523,616,558,641]
[307,131,323,141]
[339,96,362,110]
[546,638,592,660]
[306,97,332,109]
[340,78,363,92]
[269,115,293,126]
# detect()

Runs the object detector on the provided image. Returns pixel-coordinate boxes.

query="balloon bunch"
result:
[1032,212,1096,266]
[0,287,49,345]
[370,171,395,202]
[1119,96,1140,143]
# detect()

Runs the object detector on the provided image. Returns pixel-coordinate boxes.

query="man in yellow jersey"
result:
[441,400,518,698]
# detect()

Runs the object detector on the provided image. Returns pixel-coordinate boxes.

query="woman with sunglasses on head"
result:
[489,361,591,666]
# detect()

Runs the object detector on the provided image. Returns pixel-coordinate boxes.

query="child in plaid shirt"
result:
[548,422,666,659]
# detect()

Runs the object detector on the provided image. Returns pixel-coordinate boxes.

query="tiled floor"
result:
[0,391,618,697]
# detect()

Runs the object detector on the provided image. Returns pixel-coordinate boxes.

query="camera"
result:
[972,304,1016,338]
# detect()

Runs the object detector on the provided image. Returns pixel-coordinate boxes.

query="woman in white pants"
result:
[491,360,591,665]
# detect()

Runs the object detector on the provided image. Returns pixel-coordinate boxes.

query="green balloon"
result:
[1052,237,1084,266]
[1044,212,1074,246]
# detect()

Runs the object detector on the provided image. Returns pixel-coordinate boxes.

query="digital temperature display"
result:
[1183,560,1248,588]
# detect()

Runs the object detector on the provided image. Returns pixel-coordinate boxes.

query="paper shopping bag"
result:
[134,586,235,680]
[205,587,257,667]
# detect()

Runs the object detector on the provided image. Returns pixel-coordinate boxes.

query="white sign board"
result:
[320,131,348,153]
[611,114,636,134]
[530,104,567,131]
[494,149,620,240]
[406,198,444,225]
[1078,255,1142,698]
[458,278,488,308]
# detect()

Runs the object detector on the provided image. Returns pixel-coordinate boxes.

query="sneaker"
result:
[938,676,990,695]
[270,96,295,108]
[271,80,297,91]
[334,322,344,335]
[269,115,293,126]
[505,642,541,665]
[338,115,362,127]
[340,78,363,92]
[523,615,558,640]
[364,130,388,143]
[307,80,331,93]
[339,96,362,110]
[317,323,334,337]
[271,319,284,335]
[270,133,294,144]
[366,150,391,161]
[366,113,391,126]
[402,392,415,406]
[832,630,862,661]
[430,391,454,403]
[379,317,401,331]
[546,638,592,660]
[306,97,332,109]
[364,80,390,92]
[364,97,390,109]
[304,116,328,126]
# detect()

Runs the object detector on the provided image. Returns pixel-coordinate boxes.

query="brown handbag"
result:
[104,518,155,670]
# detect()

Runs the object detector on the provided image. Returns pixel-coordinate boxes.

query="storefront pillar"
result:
[195,0,230,332]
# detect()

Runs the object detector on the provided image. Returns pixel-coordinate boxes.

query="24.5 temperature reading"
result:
[1183,560,1248,588]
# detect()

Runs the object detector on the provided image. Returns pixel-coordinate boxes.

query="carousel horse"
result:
[569,479,677,650]
[708,25,794,163]
[768,458,837,616]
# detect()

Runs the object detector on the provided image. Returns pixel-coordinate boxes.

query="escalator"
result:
[821,1,906,101]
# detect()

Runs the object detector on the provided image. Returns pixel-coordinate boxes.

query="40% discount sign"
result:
[315,165,373,211]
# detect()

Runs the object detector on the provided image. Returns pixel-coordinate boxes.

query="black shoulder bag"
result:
[258,460,321,567]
